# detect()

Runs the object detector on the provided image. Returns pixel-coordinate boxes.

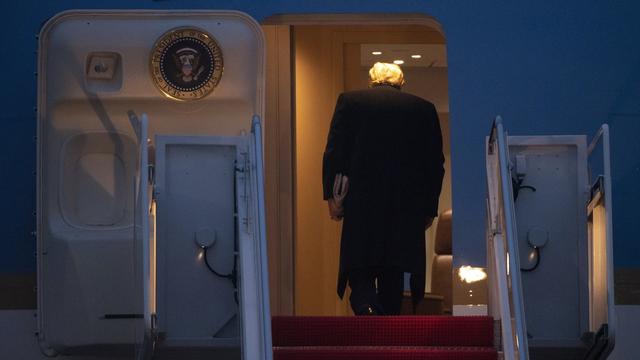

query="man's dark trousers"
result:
[348,267,404,315]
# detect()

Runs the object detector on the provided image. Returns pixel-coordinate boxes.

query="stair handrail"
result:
[486,116,529,360]
[127,111,154,360]
[586,124,615,358]
[250,115,274,360]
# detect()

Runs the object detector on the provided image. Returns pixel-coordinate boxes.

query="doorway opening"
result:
[262,15,451,317]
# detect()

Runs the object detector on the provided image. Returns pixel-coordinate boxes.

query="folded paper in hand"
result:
[333,173,349,207]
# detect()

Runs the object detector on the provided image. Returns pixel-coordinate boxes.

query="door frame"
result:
[261,13,446,316]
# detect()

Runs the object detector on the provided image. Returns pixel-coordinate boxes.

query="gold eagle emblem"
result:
[150,27,223,101]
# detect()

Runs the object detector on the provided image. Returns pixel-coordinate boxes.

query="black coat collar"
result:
[371,83,401,91]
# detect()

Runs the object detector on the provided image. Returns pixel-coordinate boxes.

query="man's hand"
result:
[333,174,349,206]
[425,217,434,230]
[328,174,349,221]
[328,198,344,221]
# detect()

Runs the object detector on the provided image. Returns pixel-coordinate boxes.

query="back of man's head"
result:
[369,62,405,89]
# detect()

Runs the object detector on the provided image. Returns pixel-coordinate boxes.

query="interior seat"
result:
[429,209,453,314]
[401,209,453,315]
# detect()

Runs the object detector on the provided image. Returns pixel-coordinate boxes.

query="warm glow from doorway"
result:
[458,266,488,283]
[591,202,608,329]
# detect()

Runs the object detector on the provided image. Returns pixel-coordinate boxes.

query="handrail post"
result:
[251,115,274,360]
[486,116,529,360]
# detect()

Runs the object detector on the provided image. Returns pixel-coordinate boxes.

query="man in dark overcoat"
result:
[322,62,445,315]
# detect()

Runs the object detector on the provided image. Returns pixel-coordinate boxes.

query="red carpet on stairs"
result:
[272,316,497,360]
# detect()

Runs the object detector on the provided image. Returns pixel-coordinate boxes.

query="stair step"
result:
[151,347,240,360]
[272,316,494,347]
[273,346,498,360]
[529,346,587,360]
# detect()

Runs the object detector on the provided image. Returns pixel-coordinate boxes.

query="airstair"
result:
[485,118,615,359]
[128,114,272,360]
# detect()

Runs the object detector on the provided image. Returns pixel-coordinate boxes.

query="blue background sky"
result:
[1,1,639,271]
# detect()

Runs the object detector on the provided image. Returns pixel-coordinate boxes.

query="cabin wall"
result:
[293,24,450,315]
[2,1,640,308]
[293,25,346,315]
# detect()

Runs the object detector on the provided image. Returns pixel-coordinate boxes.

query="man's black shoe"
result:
[354,304,380,315]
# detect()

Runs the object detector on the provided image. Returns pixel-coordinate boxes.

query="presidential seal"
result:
[150,27,223,101]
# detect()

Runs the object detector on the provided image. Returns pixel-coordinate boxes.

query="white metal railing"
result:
[249,115,274,360]
[486,116,529,360]
[586,124,616,357]
[128,111,154,360]
[125,113,273,359]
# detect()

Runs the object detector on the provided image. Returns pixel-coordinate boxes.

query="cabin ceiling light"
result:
[372,51,382,55]
[393,59,404,65]
[411,54,422,59]
[458,266,487,283]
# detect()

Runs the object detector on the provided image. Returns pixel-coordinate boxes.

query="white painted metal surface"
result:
[508,136,589,347]
[487,119,617,359]
[155,135,243,347]
[246,116,273,360]
[37,10,267,357]
[129,112,153,357]
[150,121,272,359]
[486,117,530,360]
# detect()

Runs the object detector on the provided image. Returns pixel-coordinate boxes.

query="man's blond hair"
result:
[368,62,405,88]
